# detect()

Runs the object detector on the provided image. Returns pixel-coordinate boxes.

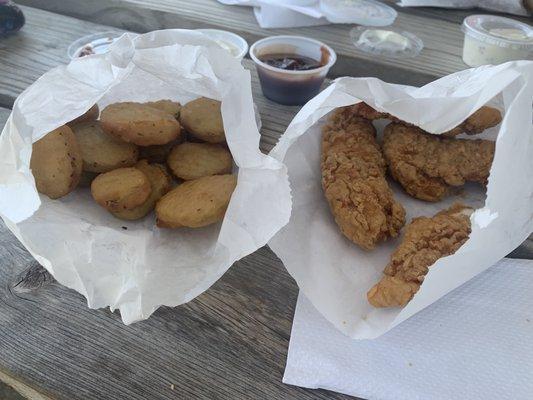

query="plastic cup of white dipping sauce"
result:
[250,36,337,106]
[195,29,248,60]
[461,15,533,67]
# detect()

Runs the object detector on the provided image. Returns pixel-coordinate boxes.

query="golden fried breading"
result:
[321,107,405,250]
[112,160,172,220]
[100,102,181,146]
[180,98,225,143]
[30,125,83,199]
[383,123,495,202]
[67,104,99,126]
[145,100,181,119]
[71,121,139,173]
[167,142,233,181]
[367,203,472,308]
[156,174,236,228]
[441,106,502,137]
[353,102,501,137]
[91,167,151,212]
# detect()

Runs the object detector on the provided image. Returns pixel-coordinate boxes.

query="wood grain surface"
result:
[17,0,472,86]
[0,5,531,400]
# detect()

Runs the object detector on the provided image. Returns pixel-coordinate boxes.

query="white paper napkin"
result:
[284,258,533,400]
[217,0,332,28]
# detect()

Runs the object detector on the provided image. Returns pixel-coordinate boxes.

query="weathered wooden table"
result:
[0,2,531,399]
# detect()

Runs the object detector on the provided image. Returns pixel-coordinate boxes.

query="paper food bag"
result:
[269,61,533,339]
[0,30,291,324]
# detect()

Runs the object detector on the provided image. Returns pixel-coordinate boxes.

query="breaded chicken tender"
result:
[321,107,406,250]
[352,102,501,137]
[367,203,472,308]
[156,174,236,228]
[383,123,495,202]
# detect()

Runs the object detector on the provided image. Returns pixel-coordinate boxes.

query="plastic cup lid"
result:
[350,26,423,58]
[462,15,533,50]
[67,31,124,59]
[320,0,397,26]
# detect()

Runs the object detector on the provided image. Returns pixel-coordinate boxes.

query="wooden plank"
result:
[17,0,470,86]
[0,219,353,400]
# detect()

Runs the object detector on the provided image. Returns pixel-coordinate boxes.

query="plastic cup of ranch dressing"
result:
[461,15,533,67]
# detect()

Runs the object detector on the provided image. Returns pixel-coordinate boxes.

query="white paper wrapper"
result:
[0,30,291,324]
[269,61,533,339]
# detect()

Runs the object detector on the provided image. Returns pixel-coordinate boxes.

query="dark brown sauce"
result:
[259,53,322,71]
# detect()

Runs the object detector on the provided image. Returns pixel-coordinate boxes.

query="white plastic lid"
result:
[350,26,423,58]
[462,15,533,50]
[320,0,397,26]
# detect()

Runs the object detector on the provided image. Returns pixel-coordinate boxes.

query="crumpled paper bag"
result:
[0,29,292,324]
[269,61,533,339]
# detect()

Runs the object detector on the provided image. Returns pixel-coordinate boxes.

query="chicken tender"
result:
[112,160,172,220]
[156,174,236,228]
[100,102,181,146]
[367,203,472,308]
[321,107,406,250]
[180,98,225,143]
[167,142,232,181]
[352,102,501,137]
[383,123,495,202]
[67,104,99,126]
[91,167,151,212]
[145,100,181,119]
[30,125,83,199]
[71,121,138,173]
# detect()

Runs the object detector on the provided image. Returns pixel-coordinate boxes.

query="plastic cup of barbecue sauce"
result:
[250,36,337,106]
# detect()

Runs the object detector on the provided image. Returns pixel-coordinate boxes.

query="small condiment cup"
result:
[195,29,248,61]
[461,15,533,67]
[249,35,337,106]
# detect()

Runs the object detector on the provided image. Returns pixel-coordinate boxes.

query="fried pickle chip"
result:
[180,98,225,143]
[167,142,232,180]
[156,174,237,228]
[145,100,181,119]
[100,102,181,146]
[139,138,183,164]
[112,160,172,220]
[78,171,98,187]
[71,121,139,173]
[67,104,99,126]
[30,125,83,199]
[91,167,151,212]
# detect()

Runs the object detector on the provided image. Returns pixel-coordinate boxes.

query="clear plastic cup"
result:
[249,35,337,106]
[461,15,533,67]
[195,29,248,61]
